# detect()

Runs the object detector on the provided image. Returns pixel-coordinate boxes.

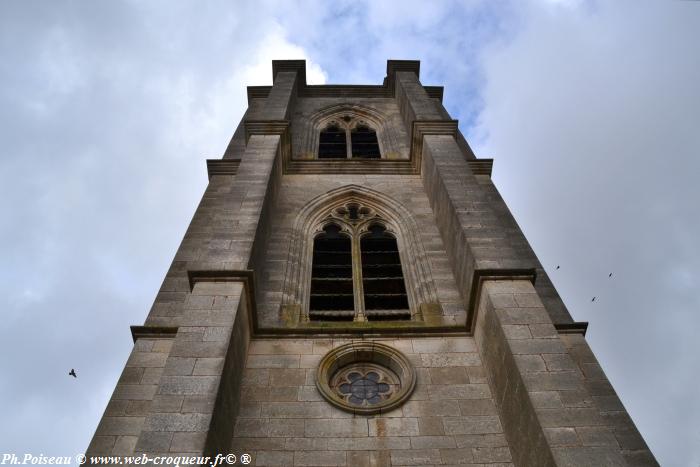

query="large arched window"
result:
[361,224,409,319]
[316,118,382,159]
[308,207,410,322]
[309,223,354,321]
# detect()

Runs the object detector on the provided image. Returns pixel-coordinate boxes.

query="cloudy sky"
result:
[1,1,698,465]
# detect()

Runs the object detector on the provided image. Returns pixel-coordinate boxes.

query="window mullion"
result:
[351,233,366,322]
[346,129,352,159]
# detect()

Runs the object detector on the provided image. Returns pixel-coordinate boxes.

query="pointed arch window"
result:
[351,125,380,159]
[318,124,347,159]
[317,118,382,159]
[361,224,409,318]
[309,223,354,321]
[308,208,410,322]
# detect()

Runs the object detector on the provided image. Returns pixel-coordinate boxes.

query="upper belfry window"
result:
[318,124,347,159]
[351,125,380,159]
[316,117,382,159]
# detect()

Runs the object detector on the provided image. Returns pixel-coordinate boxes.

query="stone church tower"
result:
[87,60,656,466]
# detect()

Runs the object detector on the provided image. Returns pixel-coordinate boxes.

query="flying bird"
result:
[591,297,596,302]
[555,265,560,270]
[609,273,613,278]
[69,369,77,378]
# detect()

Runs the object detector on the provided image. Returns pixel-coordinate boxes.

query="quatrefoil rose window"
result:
[333,364,398,406]
[316,342,415,415]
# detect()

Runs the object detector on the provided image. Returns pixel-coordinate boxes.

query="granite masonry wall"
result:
[230,337,513,466]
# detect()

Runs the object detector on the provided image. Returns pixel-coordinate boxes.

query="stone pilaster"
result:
[420,131,572,325]
[474,279,657,466]
[87,66,298,461]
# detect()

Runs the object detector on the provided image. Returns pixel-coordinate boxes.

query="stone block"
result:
[285,437,327,451]
[241,368,270,387]
[368,417,419,437]
[249,339,313,355]
[234,418,269,437]
[458,399,497,416]
[410,435,456,449]
[576,427,619,447]
[412,337,476,353]
[143,413,211,432]
[542,354,578,371]
[513,355,546,373]
[269,386,299,401]
[269,368,306,386]
[111,436,138,455]
[247,354,300,369]
[192,357,225,375]
[429,367,468,384]
[428,383,490,400]
[509,338,567,355]
[163,357,196,376]
[134,431,173,452]
[472,446,512,463]
[552,446,626,466]
[158,376,219,396]
[543,427,578,446]
[417,417,445,436]
[453,433,509,448]
[420,353,481,367]
[269,418,305,437]
[126,352,168,368]
[255,451,294,466]
[522,371,582,391]
[529,391,563,409]
[402,400,461,418]
[538,408,604,428]
[181,395,215,413]
[325,436,410,451]
[443,416,502,435]
[304,418,368,437]
[95,417,145,436]
[170,432,207,452]
[390,449,441,465]
[294,451,346,466]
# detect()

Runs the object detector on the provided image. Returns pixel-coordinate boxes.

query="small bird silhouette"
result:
[69,369,77,378]
[609,273,613,278]
[591,297,596,302]
[555,265,560,270]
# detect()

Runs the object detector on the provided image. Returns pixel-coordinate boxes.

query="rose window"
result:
[316,342,415,415]
[331,364,399,406]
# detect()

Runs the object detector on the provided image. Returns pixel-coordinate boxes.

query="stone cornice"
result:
[130,325,178,342]
[410,120,459,171]
[187,269,259,334]
[244,120,289,142]
[424,86,444,102]
[466,268,538,333]
[386,60,421,97]
[246,86,271,104]
[272,60,306,86]
[555,322,589,336]
[206,159,240,179]
[468,158,493,177]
